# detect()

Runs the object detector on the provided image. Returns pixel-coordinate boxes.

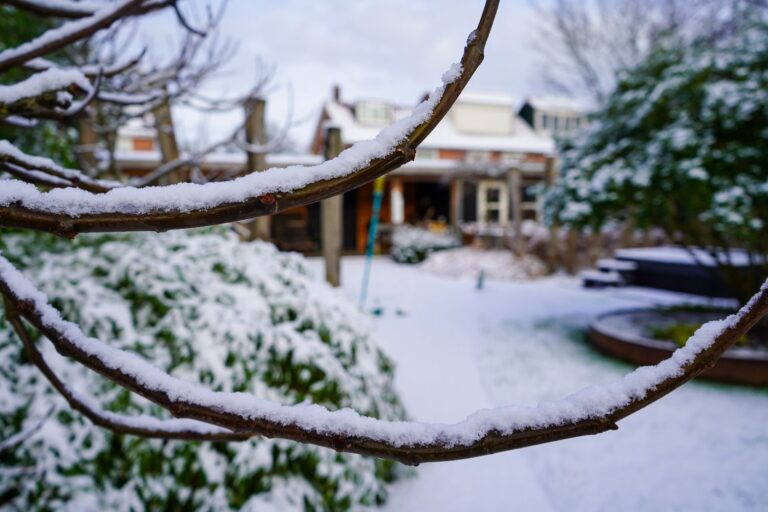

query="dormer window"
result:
[355,101,393,126]
[541,114,550,130]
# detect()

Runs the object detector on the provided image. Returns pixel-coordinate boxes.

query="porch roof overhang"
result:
[392,158,546,179]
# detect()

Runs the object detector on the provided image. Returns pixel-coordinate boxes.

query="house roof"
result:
[323,90,555,155]
[456,91,520,107]
[524,95,587,113]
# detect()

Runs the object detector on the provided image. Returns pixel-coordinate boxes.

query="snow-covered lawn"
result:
[311,256,768,511]
[420,246,547,280]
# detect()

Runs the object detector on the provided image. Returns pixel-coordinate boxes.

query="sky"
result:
[137,0,548,152]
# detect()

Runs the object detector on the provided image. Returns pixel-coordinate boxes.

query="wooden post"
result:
[390,177,404,225]
[76,112,99,174]
[152,97,182,184]
[508,168,523,256]
[244,97,271,241]
[450,179,462,227]
[544,156,560,271]
[322,126,343,286]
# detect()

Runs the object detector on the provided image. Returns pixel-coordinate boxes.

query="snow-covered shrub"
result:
[0,228,406,511]
[543,14,768,299]
[391,225,460,264]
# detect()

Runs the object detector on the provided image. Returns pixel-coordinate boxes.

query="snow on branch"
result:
[4,0,103,19]
[0,68,91,106]
[1,254,766,464]
[0,140,120,193]
[4,301,250,442]
[0,162,74,188]
[0,68,96,121]
[0,0,499,237]
[26,49,147,79]
[0,0,152,72]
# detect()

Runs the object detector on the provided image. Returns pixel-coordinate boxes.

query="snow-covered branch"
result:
[1,252,766,464]
[0,0,498,236]
[4,300,250,442]
[0,68,92,119]
[0,0,146,72]
[5,0,104,19]
[0,140,120,193]
[25,48,147,79]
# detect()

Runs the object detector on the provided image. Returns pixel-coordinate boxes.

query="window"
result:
[355,101,393,126]
[522,185,538,203]
[540,114,549,129]
[132,137,155,151]
[477,180,509,226]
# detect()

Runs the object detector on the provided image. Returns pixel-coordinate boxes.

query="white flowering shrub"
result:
[543,15,768,296]
[0,228,406,511]
[391,225,460,264]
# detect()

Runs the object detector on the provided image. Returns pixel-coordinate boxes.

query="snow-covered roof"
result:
[114,150,323,170]
[524,95,586,113]
[324,91,555,155]
[457,91,519,107]
[424,109,554,154]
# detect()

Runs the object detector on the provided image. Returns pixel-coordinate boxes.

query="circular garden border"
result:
[588,309,768,387]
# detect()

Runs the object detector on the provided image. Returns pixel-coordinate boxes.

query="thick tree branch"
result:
[0,0,146,72]
[4,299,250,442]
[1,254,766,465]
[4,0,174,20]
[0,162,73,188]
[4,0,103,19]
[0,0,499,237]
[0,140,119,193]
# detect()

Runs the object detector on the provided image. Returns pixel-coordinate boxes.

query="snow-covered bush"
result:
[391,225,460,264]
[0,228,406,511]
[543,14,768,299]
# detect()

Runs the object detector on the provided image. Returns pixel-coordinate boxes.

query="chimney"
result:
[332,84,341,102]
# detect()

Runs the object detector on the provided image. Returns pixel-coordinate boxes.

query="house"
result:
[113,88,585,254]
[307,88,567,252]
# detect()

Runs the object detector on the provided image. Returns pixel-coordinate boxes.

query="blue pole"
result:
[359,177,385,307]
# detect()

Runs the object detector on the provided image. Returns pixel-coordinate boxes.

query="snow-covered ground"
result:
[309,256,768,512]
[420,246,547,280]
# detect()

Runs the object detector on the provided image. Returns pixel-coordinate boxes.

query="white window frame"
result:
[477,180,509,226]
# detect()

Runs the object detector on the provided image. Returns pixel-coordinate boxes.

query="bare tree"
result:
[531,0,768,104]
[1,0,767,466]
